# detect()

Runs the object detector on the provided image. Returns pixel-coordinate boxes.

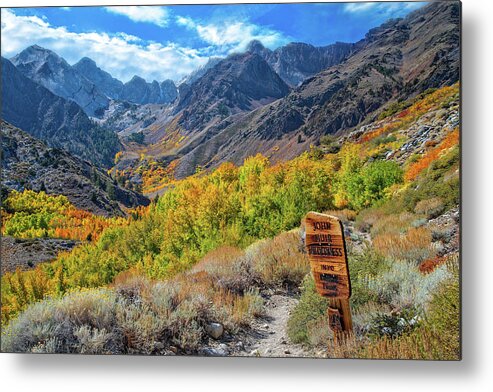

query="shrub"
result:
[306,317,332,347]
[1,288,119,354]
[128,131,145,144]
[366,307,420,339]
[370,134,397,147]
[367,261,451,311]
[359,255,459,360]
[422,255,460,359]
[370,212,419,237]
[287,275,329,345]
[2,274,265,354]
[414,197,445,219]
[250,230,310,288]
[347,248,390,309]
[338,160,403,210]
[418,256,447,274]
[194,248,258,295]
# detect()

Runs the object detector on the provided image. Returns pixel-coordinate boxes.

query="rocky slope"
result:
[175,52,290,126]
[1,121,149,217]
[1,57,121,168]
[171,1,460,178]
[1,236,80,274]
[128,52,292,166]
[11,45,109,117]
[247,39,355,87]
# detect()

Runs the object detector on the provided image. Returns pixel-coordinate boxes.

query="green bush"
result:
[422,256,460,359]
[128,131,145,144]
[370,134,397,147]
[367,307,420,339]
[348,248,390,309]
[340,160,403,210]
[287,275,329,345]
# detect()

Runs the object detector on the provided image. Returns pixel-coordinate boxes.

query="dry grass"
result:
[370,212,420,237]
[249,230,310,288]
[373,227,434,263]
[414,197,445,219]
[322,209,357,223]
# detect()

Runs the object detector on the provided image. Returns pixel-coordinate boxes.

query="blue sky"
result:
[1,2,427,83]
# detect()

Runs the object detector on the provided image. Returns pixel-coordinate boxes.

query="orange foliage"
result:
[419,256,447,274]
[51,208,126,241]
[361,122,398,143]
[360,84,458,144]
[405,128,459,182]
[141,159,179,194]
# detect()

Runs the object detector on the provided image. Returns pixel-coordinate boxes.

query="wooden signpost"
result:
[303,212,352,343]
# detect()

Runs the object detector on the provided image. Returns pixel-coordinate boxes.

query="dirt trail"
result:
[244,294,316,358]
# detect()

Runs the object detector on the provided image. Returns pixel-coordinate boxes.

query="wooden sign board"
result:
[303,212,351,298]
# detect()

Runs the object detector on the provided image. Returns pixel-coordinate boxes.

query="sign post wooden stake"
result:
[303,212,353,345]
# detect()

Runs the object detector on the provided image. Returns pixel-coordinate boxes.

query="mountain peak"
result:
[129,75,146,83]
[246,39,266,53]
[13,45,61,63]
[26,44,50,53]
[11,46,109,118]
[76,57,97,66]
[28,44,44,50]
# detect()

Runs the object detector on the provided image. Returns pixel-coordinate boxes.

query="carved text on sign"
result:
[304,212,351,298]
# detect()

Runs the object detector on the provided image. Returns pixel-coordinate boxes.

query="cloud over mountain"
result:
[0,8,205,82]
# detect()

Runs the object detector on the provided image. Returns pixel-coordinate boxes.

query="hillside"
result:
[174,52,290,131]
[1,121,149,217]
[110,1,459,183]
[1,83,460,359]
[0,2,460,360]
[173,2,459,178]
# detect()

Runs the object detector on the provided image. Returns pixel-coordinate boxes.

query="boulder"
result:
[205,322,224,339]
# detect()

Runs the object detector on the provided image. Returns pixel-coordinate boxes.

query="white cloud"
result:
[176,15,196,30]
[105,6,169,28]
[0,8,207,82]
[176,16,289,54]
[343,2,425,16]
[344,3,376,13]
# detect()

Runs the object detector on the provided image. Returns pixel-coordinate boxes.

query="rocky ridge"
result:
[247,39,356,87]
